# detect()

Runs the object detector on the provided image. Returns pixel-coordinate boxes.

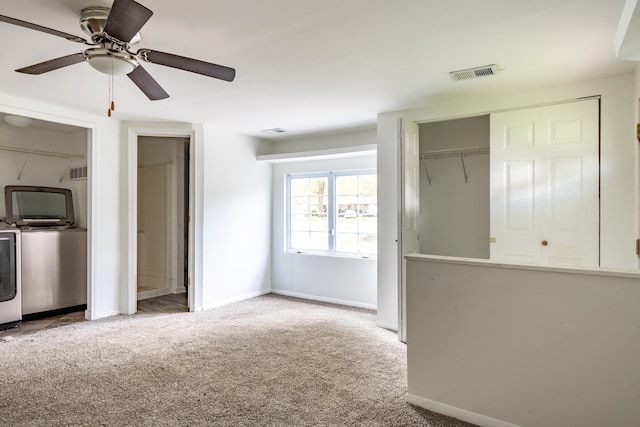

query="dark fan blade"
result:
[0,15,87,43]
[16,53,86,75]
[127,65,169,100]
[104,0,153,43]
[139,49,235,82]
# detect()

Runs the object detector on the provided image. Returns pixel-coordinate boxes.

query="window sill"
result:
[286,250,377,260]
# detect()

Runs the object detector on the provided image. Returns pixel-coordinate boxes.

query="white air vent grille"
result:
[449,64,499,81]
[261,128,287,135]
[69,165,87,180]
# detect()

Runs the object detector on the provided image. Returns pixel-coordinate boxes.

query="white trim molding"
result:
[202,289,272,310]
[257,144,376,163]
[272,289,377,310]
[406,395,520,427]
[124,122,201,315]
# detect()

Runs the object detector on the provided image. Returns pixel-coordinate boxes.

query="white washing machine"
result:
[0,222,21,330]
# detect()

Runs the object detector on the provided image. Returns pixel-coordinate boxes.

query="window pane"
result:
[358,174,377,198]
[310,177,328,218]
[336,214,358,232]
[337,196,358,218]
[291,231,328,251]
[291,196,310,215]
[291,178,309,196]
[334,173,377,255]
[290,231,309,249]
[358,216,376,233]
[359,233,377,254]
[288,175,328,252]
[309,232,328,251]
[336,175,358,195]
[309,177,328,194]
[309,212,328,232]
[309,195,327,217]
[291,214,309,232]
[336,233,358,253]
[336,232,377,255]
[288,172,376,255]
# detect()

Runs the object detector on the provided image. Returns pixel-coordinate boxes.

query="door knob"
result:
[541,240,548,246]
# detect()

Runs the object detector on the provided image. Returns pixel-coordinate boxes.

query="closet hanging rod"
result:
[419,146,489,160]
[0,144,84,160]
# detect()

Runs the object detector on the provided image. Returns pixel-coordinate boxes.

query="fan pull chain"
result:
[107,62,115,117]
[111,73,115,112]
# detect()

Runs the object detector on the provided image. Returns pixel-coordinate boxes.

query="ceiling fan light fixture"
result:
[86,48,138,75]
[4,114,33,127]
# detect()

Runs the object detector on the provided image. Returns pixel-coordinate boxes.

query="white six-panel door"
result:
[490,99,599,267]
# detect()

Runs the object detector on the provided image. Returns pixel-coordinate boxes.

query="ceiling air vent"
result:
[449,64,499,81]
[261,128,288,135]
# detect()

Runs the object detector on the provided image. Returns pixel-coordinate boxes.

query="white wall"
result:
[405,254,640,427]
[418,116,490,258]
[377,72,638,331]
[200,124,272,308]
[124,122,273,313]
[270,154,377,309]
[0,94,274,321]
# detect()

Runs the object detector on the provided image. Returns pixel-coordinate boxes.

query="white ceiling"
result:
[0,0,635,139]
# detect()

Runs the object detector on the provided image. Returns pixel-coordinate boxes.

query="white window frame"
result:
[286,169,376,257]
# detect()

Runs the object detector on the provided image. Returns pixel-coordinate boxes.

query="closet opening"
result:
[418,115,490,259]
[136,136,190,311]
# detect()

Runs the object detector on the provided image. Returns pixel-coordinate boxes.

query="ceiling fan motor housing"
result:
[80,6,140,44]
[80,6,141,76]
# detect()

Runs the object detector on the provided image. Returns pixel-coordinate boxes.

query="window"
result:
[287,171,377,256]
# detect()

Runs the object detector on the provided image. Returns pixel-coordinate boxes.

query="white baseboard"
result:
[202,288,272,310]
[406,394,520,427]
[85,309,120,321]
[375,320,398,331]
[271,289,376,310]
[137,275,164,291]
[137,287,171,301]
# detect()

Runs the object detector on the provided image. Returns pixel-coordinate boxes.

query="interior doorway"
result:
[136,136,190,309]
[0,113,92,319]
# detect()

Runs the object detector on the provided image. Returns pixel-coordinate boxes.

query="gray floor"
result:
[0,293,188,340]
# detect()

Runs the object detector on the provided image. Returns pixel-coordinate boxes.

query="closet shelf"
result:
[419,146,489,160]
[420,146,489,185]
[0,144,85,181]
[0,144,85,160]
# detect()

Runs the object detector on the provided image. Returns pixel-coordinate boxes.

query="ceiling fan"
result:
[0,0,236,102]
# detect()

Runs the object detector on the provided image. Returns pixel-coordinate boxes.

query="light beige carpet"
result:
[0,294,475,426]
